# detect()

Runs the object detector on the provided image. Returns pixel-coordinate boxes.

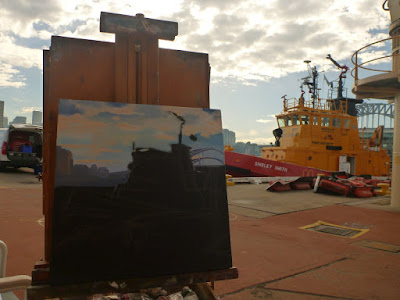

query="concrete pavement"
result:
[1,170,399,299]
[216,184,400,299]
[0,168,43,300]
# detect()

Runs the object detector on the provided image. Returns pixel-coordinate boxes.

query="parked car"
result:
[0,124,43,169]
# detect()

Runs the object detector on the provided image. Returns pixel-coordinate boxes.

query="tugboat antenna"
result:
[302,60,319,107]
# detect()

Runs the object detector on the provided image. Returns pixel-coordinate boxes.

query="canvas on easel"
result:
[50,99,232,285]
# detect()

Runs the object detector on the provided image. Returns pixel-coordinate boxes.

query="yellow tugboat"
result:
[226,55,391,177]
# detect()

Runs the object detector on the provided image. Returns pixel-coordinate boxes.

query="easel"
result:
[28,264,237,299]
[29,12,237,299]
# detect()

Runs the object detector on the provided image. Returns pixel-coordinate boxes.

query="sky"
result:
[0,0,393,144]
[57,99,225,172]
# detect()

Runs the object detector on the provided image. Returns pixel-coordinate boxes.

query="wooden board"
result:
[43,36,211,261]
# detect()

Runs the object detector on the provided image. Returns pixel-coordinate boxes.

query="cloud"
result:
[20,106,42,113]
[59,101,82,115]
[0,0,392,88]
[0,34,42,87]
[0,0,62,37]
[57,100,225,167]
[256,119,273,124]
[189,0,243,10]
[236,137,275,145]
[57,113,108,138]
[73,101,142,118]
[159,106,223,138]
[0,63,26,88]
[0,36,43,68]
[174,0,390,82]
[118,122,142,131]
[155,132,177,141]
[61,144,124,159]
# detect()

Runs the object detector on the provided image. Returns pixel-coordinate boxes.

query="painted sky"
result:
[57,99,224,172]
[0,0,394,144]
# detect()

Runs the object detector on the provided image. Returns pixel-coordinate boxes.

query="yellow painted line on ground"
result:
[300,220,370,239]
[354,240,400,252]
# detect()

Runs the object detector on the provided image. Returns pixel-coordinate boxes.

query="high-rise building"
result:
[0,101,4,129]
[32,111,42,125]
[3,117,8,128]
[10,116,27,124]
[223,129,236,146]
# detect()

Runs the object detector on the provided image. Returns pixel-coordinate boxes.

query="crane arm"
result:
[326,54,342,69]
[326,54,349,79]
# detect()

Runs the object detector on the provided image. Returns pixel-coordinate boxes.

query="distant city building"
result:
[32,111,42,125]
[3,117,8,128]
[97,167,109,178]
[0,101,4,128]
[234,142,262,157]
[223,128,263,157]
[223,129,236,146]
[55,146,73,175]
[10,116,27,125]
[72,164,89,177]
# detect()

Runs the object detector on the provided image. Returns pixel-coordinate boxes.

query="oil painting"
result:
[51,99,232,285]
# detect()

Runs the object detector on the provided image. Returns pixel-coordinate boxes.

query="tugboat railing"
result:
[283,98,348,114]
[351,36,398,82]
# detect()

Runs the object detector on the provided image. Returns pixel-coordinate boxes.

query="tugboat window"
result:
[301,115,309,125]
[292,114,300,125]
[313,116,319,125]
[332,118,341,128]
[286,116,293,126]
[321,117,330,127]
[278,117,285,127]
[343,119,350,128]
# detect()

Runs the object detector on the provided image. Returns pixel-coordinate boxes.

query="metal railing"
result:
[351,35,398,82]
[283,97,348,114]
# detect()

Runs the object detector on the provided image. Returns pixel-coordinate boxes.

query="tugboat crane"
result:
[326,54,349,98]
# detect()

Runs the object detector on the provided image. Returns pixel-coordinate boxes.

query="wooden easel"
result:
[30,11,237,300]
[28,263,237,299]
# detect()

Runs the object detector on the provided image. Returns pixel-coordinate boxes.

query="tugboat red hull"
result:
[225,151,330,177]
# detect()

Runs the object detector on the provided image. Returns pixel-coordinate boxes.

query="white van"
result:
[0,124,43,169]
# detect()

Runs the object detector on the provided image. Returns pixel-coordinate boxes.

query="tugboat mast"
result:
[302,60,319,108]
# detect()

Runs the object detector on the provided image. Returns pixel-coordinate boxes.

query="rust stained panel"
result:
[43,50,50,217]
[43,37,211,261]
[147,38,160,105]
[159,49,210,109]
[48,36,115,101]
[139,36,159,105]
[100,12,178,41]
[43,36,115,260]
[114,34,129,102]
[43,50,51,257]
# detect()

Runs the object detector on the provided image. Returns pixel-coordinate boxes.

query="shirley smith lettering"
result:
[254,161,288,173]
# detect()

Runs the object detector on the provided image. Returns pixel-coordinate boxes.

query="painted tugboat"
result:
[225,55,391,177]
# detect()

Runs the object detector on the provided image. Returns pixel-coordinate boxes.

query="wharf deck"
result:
[1,168,399,299]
